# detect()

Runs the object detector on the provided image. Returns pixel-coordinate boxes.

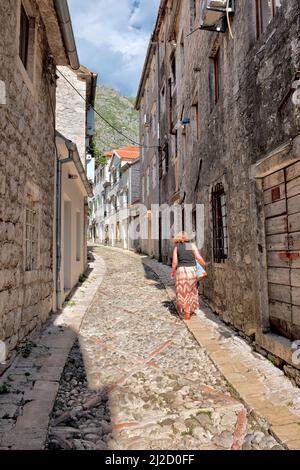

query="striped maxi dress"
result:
[175,244,199,316]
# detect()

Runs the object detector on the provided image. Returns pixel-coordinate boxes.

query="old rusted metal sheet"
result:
[271,185,281,202]
[264,183,286,205]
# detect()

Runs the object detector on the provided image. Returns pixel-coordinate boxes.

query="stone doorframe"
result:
[250,135,300,368]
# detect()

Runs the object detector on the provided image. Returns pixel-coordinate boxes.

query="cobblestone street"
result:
[47,246,282,450]
[3,245,300,450]
[2,0,300,458]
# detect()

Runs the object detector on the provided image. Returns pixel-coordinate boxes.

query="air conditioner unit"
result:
[200,0,235,30]
[86,154,92,161]
[144,114,150,128]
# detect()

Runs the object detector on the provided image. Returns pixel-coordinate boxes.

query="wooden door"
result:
[264,161,300,340]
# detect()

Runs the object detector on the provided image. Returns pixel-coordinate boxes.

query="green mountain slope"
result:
[94,86,139,154]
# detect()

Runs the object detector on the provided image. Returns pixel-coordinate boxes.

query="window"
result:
[175,157,180,193]
[151,62,156,92]
[123,191,128,207]
[191,102,199,140]
[256,0,281,37]
[161,143,169,177]
[116,222,121,242]
[161,85,166,115]
[151,103,157,138]
[76,212,81,262]
[190,0,197,32]
[209,47,220,108]
[180,34,185,71]
[182,132,187,160]
[19,4,29,68]
[25,198,38,271]
[212,183,228,263]
[141,176,145,201]
[192,208,197,237]
[146,168,150,196]
[171,53,176,87]
[152,158,157,189]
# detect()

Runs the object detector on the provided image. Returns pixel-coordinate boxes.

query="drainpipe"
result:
[129,165,132,251]
[55,141,75,311]
[156,40,162,262]
[53,0,80,70]
[149,38,162,261]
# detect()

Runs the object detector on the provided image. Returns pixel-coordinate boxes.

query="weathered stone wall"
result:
[138,2,172,260]
[184,0,300,336]
[138,0,300,339]
[56,66,87,166]
[0,0,59,368]
[130,161,141,205]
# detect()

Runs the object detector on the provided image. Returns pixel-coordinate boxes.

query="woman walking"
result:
[171,232,206,320]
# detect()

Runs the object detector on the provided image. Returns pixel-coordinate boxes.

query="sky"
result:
[68,0,160,97]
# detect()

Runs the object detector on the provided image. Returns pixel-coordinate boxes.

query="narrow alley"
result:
[2,0,300,458]
[2,246,300,450]
[58,247,283,450]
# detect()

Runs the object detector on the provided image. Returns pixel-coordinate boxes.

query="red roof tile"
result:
[115,146,140,161]
[104,146,140,160]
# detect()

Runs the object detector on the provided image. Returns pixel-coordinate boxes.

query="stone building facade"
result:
[55,66,96,308]
[56,66,97,167]
[0,0,78,369]
[90,147,140,250]
[136,0,300,371]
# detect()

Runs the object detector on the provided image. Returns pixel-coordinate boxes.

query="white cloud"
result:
[68,0,160,95]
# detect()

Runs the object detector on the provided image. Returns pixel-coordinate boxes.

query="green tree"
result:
[90,138,108,169]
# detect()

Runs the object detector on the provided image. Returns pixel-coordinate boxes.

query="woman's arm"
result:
[192,244,206,268]
[171,246,178,279]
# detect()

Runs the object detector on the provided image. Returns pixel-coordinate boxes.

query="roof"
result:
[37,0,71,66]
[55,131,93,197]
[104,146,140,161]
[115,146,140,160]
[76,65,98,107]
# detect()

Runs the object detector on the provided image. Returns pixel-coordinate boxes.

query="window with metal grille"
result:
[212,183,228,263]
[25,201,38,271]
[256,0,281,38]
[171,53,176,86]
[19,4,29,68]
[160,142,169,178]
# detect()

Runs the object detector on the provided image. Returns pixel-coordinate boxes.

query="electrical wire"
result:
[227,0,234,39]
[50,70,121,151]
[46,72,115,155]
[56,68,159,150]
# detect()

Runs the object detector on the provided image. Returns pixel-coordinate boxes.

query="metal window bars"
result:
[212,183,228,263]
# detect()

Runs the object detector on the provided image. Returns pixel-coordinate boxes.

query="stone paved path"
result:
[47,246,282,450]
